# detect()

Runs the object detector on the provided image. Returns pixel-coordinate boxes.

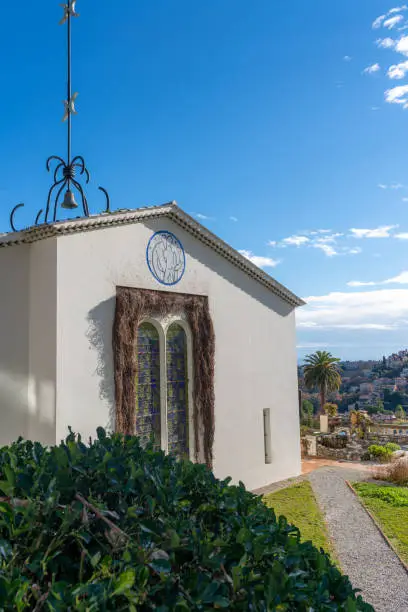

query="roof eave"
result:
[0,203,304,308]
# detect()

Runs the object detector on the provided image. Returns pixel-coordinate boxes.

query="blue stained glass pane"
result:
[136,323,161,450]
[166,324,189,458]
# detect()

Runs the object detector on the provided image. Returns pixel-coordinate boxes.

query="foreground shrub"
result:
[367,444,393,462]
[0,429,373,610]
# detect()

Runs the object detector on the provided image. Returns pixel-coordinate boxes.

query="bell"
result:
[61,189,78,210]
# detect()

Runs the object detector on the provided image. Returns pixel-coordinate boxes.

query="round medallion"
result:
[146,231,186,286]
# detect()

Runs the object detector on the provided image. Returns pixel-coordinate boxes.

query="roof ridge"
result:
[0,203,304,308]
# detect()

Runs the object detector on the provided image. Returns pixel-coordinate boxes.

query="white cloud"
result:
[314,233,343,244]
[388,271,408,283]
[348,280,377,287]
[373,7,408,29]
[267,229,361,258]
[229,216,238,222]
[389,5,408,14]
[297,289,408,330]
[395,232,408,238]
[388,60,408,78]
[195,213,212,220]
[313,243,338,257]
[297,342,331,349]
[376,37,396,48]
[378,182,404,189]
[385,84,408,106]
[348,271,408,288]
[239,250,280,269]
[395,35,408,55]
[403,197,408,201]
[349,225,398,238]
[384,15,404,29]
[282,235,310,247]
[373,14,387,29]
[343,55,352,61]
[347,247,363,255]
[363,63,381,74]
[371,106,381,111]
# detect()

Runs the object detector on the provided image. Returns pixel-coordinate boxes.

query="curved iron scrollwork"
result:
[44,155,89,223]
[9,203,25,233]
[9,156,111,232]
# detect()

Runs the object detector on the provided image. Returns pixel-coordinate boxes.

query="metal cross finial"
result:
[9,0,111,232]
[59,1,79,25]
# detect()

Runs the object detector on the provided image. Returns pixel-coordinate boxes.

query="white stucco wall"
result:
[0,240,58,447]
[0,246,30,445]
[28,239,57,445]
[55,219,301,490]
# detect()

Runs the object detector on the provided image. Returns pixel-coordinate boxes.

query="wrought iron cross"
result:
[10,0,110,232]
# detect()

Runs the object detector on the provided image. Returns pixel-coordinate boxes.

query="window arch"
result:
[135,318,192,459]
[166,323,189,458]
[136,322,161,450]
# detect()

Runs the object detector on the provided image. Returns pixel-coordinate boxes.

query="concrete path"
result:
[309,467,408,612]
[302,457,374,475]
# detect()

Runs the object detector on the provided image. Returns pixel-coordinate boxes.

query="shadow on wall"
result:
[143,220,295,318]
[86,297,116,431]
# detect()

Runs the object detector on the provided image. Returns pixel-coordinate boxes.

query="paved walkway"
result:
[254,459,374,496]
[302,457,374,475]
[309,467,408,612]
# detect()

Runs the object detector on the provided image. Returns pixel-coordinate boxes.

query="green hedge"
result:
[384,443,401,453]
[367,445,393,462]
[0,429,373,610]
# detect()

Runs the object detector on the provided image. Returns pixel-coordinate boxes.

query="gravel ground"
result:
[309,467,408,612]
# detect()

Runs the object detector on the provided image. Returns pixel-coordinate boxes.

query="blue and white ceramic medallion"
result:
[146,231,186,286]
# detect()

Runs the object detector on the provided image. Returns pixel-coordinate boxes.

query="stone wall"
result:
[316,442,365,461]
[302,430,408,462]
[302,435,317,457]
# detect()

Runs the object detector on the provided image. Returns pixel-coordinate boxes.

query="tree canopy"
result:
[303,351,342,414]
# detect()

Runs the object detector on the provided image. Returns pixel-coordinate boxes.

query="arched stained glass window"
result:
[136,323,161,450]
[166,324,189,457]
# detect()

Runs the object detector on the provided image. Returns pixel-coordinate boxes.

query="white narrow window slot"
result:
[263,408,272,464]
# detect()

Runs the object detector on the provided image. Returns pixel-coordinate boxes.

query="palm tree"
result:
[303,351,342,415]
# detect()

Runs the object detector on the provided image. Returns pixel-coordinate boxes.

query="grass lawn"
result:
[353,482,408,565]
[263,481,336,560]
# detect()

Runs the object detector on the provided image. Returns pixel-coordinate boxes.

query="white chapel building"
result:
[0,202,303,490]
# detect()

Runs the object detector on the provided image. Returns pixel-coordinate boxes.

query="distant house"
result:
[371,414,396,423]
[369,422,408,436]
[395,377,408,390]
[360,382,373,394]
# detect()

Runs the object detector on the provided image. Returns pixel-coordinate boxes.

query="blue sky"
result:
[1,1,408,361]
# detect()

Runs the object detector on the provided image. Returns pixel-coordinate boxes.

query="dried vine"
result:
[113,287,215,467]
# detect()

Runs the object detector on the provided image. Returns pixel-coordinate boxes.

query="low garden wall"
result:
[316,443,365,461]
[302,433,370,461]
[367,433,408,445]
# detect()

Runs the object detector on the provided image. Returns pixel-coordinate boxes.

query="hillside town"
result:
[299,349,408,422]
